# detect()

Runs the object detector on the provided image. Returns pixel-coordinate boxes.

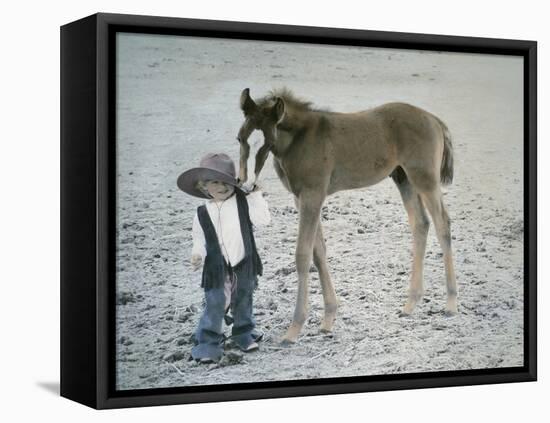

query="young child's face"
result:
[204,180,235,201]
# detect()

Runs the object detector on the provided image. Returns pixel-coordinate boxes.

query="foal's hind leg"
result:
[419,188,458,315]
[393,174,430,315]
[313,221,337,332]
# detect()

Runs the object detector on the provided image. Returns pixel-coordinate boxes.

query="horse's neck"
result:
[273,128,294,157]
[273,110,309,157]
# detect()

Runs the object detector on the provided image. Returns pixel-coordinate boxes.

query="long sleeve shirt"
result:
[191,191,270,266]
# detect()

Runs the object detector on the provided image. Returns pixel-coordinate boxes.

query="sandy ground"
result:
[114,33,524,390]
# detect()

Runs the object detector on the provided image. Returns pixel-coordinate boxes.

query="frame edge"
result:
[78,12,538,409]
[60,13,99,409]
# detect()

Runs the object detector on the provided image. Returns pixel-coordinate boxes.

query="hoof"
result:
[444,309,458,317]
[281,322,302,345]
[319,319,334,333]
[280,337,297,346]
[401,299,418,316]
[398,311,411,318]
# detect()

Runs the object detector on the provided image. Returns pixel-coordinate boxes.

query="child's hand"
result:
[191,254,202,271]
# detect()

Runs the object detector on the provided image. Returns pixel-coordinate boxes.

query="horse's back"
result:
[373,102,448,191]
[326,101,440,160]
[357,102,445,154]
[325,102,446,193]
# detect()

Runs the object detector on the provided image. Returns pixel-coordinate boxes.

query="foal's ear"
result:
[240,88,258,115]
[273,97,286,124]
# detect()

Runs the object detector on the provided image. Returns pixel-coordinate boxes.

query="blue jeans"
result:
[191,264,257,361]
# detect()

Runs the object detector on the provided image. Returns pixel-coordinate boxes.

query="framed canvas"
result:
[60,12,537,409]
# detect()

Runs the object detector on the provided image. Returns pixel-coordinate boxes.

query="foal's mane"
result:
[258,88,329,113]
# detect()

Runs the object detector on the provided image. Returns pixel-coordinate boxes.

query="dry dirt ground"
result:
[114,34,524,390]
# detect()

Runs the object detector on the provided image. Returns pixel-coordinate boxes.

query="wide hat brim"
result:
[177,167,242,199]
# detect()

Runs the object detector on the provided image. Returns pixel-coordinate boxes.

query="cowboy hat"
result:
[177,153,242,199]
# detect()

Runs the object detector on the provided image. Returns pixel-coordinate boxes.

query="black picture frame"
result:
[60,12,537,409]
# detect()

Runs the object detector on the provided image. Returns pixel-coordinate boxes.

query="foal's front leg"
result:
[238,140,250,184]
[282,191,324,344]
[252,143,271,187]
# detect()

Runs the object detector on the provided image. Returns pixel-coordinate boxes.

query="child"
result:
[177,153,270,363]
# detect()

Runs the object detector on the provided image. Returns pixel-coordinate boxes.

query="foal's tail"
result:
[436,116,454,186]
